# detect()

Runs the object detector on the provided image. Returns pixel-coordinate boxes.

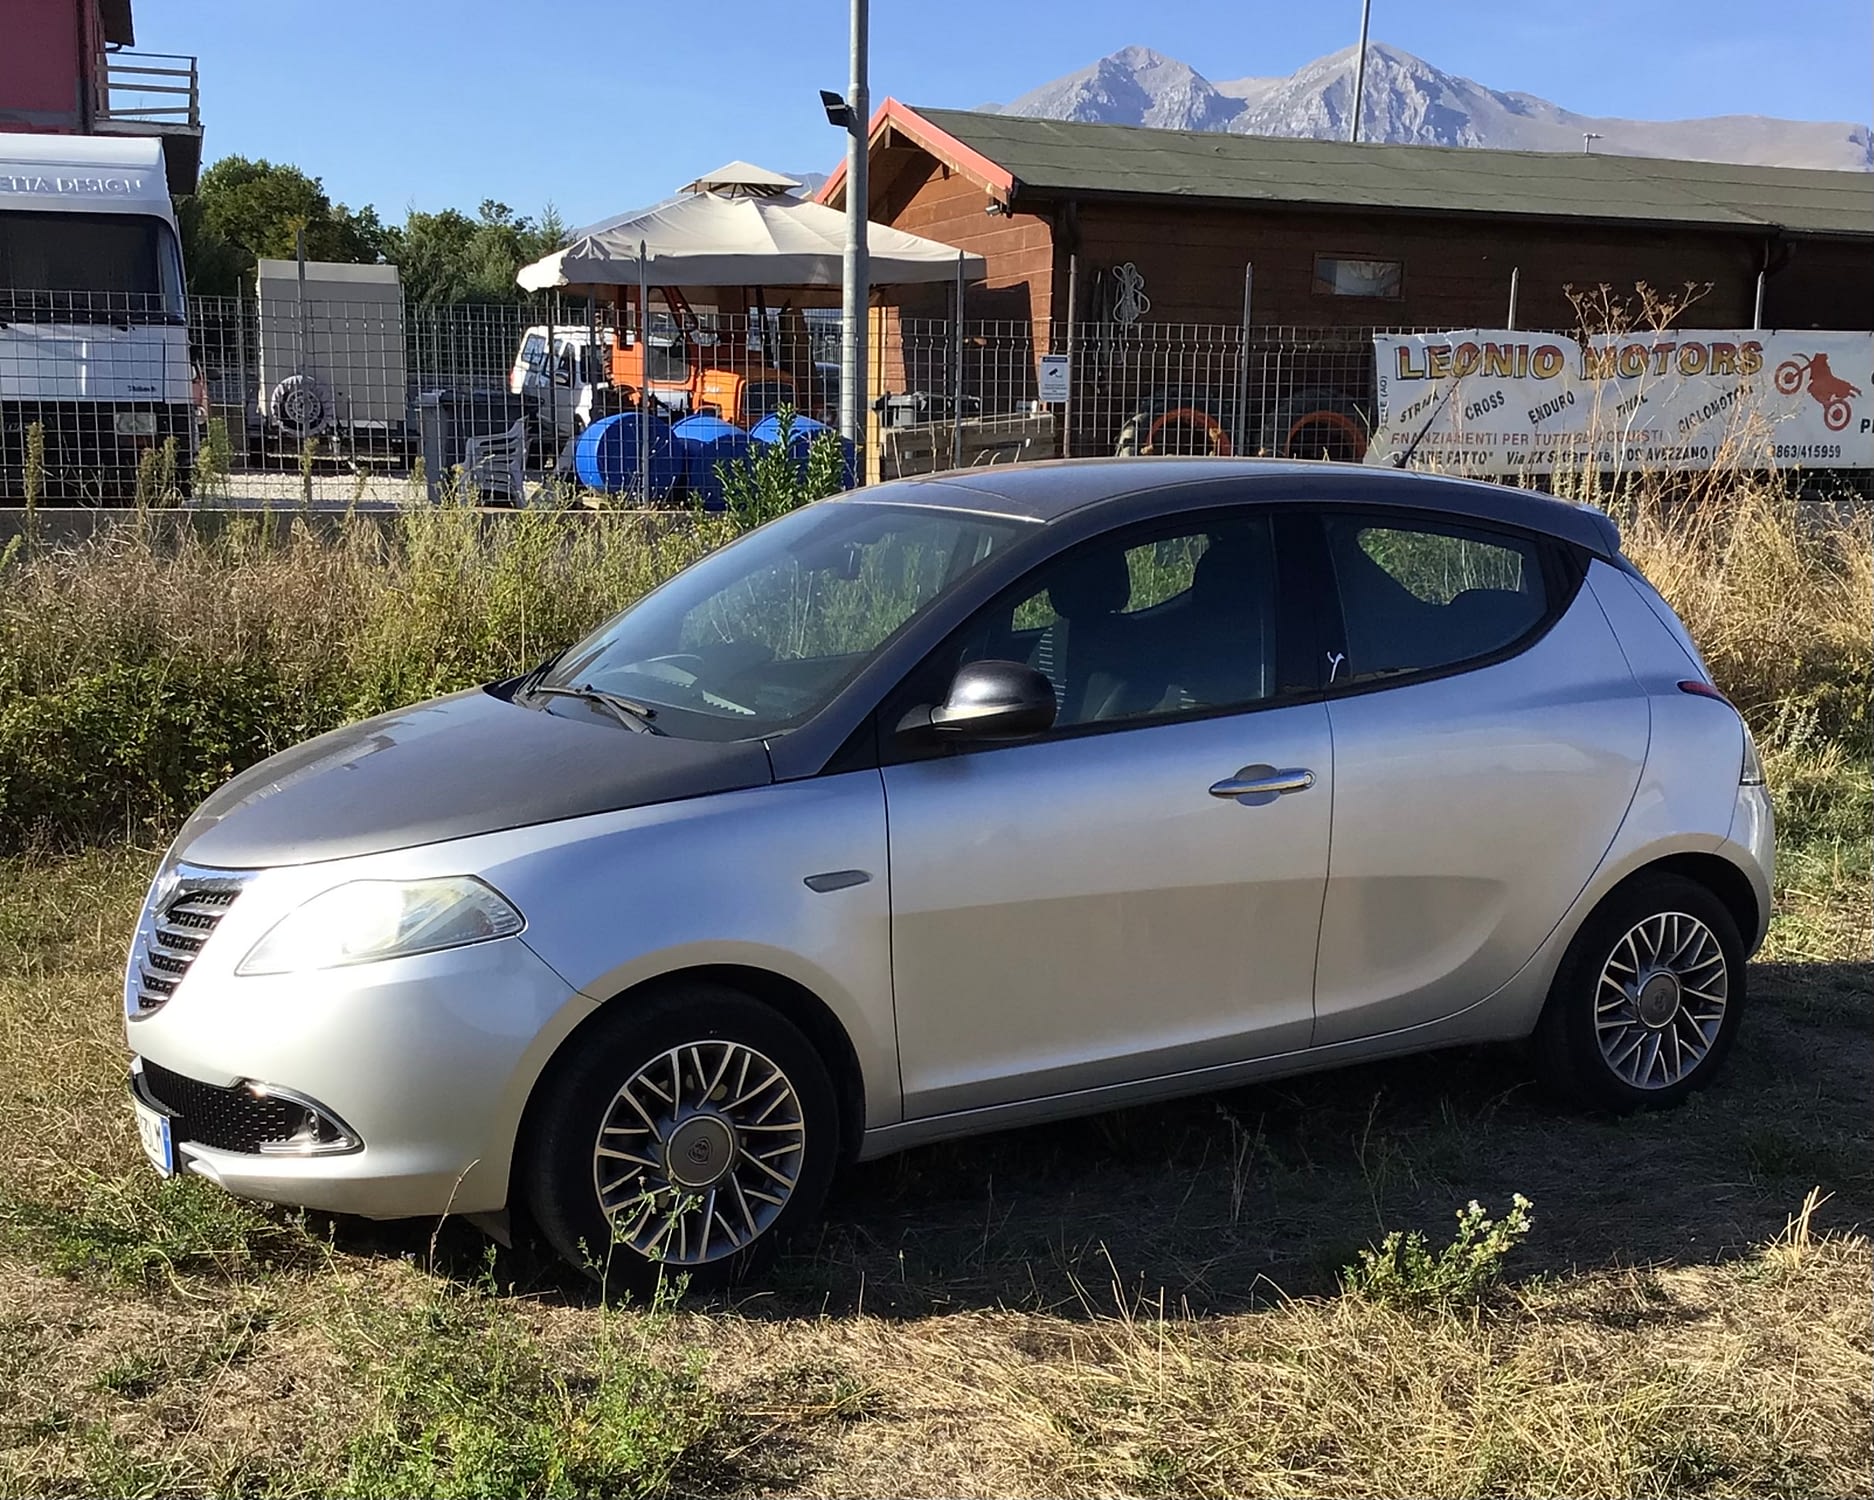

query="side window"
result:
[519,333,546,375]
[1325,515,1548,682]
[953,516,1278,731]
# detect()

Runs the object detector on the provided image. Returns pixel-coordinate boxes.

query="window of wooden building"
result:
[1313,255,1404,300]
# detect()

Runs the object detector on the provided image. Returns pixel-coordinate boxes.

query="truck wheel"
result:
[523,982,839,1296]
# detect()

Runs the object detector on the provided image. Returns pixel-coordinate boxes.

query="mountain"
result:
[988,42,1873,172]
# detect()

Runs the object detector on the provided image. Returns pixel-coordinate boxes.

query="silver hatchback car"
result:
[125,461,1773,1289]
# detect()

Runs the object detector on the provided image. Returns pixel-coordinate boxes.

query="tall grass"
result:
[0,466,1867,855]
[0,508,727,848]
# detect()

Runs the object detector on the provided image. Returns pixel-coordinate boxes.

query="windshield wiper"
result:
[531,684,661,734]
[515,648,565,697]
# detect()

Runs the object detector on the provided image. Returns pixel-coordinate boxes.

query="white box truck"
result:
[0,135,196,500]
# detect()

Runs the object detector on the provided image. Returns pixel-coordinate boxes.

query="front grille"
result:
[127,868,247,1017]
[139,1061,303,1153]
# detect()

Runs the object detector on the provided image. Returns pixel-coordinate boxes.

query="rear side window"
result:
[1325,515,1548,683]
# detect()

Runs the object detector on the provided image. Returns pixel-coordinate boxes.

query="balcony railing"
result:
[95,50,201,134]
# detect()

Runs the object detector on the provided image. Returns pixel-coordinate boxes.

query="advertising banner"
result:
[1366,329,1873,473]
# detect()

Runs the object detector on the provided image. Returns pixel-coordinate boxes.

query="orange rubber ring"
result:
[1144,407,1232,456]
[1283,409,1368,460]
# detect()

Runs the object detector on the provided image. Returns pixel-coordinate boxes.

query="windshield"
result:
[0,211,186,323]
[539,501,1029,740]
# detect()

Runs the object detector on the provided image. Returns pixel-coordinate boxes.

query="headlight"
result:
[236,877,524,976]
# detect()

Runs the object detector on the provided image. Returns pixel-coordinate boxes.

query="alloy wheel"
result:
[591,1040,807,1266]
[1594,911,1730,1090]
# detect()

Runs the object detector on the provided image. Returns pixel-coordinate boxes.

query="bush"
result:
[714,406,850,532]
[1342,1195,1535,1311]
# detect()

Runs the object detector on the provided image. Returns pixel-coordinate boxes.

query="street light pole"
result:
[1349,0,1373,144]
[839,0,870,461]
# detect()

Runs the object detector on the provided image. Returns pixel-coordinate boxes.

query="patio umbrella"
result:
[516,162,983,292]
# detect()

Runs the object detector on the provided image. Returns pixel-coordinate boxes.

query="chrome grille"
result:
[126,868,247,1018]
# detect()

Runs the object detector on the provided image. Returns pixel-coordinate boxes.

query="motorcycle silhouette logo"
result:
[1775,352,1862,432]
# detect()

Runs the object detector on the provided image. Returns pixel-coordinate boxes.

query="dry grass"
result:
[1614,479,1872,746]
[1,847,1867,1497]
[0,460,1868,1493]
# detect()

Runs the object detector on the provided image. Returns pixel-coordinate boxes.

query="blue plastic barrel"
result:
[573,412,682,499]
[749,412,858,490]
[671,415,754,510]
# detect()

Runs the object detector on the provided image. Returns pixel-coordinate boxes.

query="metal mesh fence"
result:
[5,291,1865,506]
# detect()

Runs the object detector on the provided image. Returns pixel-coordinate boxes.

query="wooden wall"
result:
[1065,201,1773,330]
[870,142,1871,336]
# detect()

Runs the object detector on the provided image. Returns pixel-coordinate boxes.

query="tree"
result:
[385,199,567,304]
[180,156,388,293]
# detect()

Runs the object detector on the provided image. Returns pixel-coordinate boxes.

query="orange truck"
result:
[608,331,798,430]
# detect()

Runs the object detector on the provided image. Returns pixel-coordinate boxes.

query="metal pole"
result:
[638,241,651,507]
[839,0,870,464]
[1235,262,1253,453]
[1349,0,1373,144]
[1752,269,1766,330]
[234,279,249,454]
[950,252,965,471]
[1062,253,1077,459]
[295,225,308,380]
[545,290,557,477]
[1506,266,1520,331]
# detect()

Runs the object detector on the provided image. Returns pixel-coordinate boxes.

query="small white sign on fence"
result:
[1037,353,1071,405]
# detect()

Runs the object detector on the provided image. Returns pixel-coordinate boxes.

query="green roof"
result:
[915,108,1874,238]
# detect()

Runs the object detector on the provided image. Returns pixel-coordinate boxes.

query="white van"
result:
[509,325,614,448]
[0,135,195,499]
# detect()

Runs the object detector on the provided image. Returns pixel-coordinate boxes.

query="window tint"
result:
[1325,515,1547,682]
[951,517,1277,730]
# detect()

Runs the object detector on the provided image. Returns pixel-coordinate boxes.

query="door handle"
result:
[1209,766,1315,800]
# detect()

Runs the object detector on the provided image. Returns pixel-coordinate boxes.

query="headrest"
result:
[1046,550,1131,620]
[1191,534,1268,605]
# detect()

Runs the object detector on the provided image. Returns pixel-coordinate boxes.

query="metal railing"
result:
[94,51,201,133]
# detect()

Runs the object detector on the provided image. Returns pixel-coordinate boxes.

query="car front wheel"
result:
[523,983,838,1294]
[1534,873,1747,1111]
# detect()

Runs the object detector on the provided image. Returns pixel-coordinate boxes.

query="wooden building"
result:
[821,102,1874,335]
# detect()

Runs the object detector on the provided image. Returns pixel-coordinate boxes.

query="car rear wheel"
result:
[522,982,838,1294]
[1534,874,1746,1111]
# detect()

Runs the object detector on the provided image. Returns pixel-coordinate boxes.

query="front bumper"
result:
[127,927,594,1219]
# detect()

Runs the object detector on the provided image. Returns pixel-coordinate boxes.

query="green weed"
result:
[341,1275,718,1499]
[1342,1194,1535,1311]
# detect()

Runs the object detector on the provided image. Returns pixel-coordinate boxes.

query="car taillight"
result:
[1678,681,1764,785]
[1739,725,1765,786]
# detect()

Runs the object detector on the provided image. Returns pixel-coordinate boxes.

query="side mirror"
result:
[927,660,1057,738]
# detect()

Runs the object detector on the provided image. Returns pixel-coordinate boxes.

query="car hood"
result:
[171,687,774,869]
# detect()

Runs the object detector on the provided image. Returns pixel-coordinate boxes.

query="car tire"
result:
[522,982,838,1295]
[1533,873,1746,1112]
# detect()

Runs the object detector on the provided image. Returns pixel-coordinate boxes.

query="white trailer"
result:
[0,135,195,499]
[255,258,406,445]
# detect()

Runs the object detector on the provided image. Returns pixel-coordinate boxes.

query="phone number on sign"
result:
[1773,443,1845,462]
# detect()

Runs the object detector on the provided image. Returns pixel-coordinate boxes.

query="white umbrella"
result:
[517,162,983,292]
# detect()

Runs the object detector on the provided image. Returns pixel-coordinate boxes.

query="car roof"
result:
[837,458,1621,558]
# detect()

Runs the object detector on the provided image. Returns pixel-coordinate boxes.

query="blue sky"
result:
[142,0,1871,228]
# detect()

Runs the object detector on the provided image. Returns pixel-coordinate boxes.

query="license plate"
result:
[132,1094,175,1177]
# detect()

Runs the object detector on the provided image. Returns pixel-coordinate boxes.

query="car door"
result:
[1308,508,1650,1045]
[881,510,1334,1120]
